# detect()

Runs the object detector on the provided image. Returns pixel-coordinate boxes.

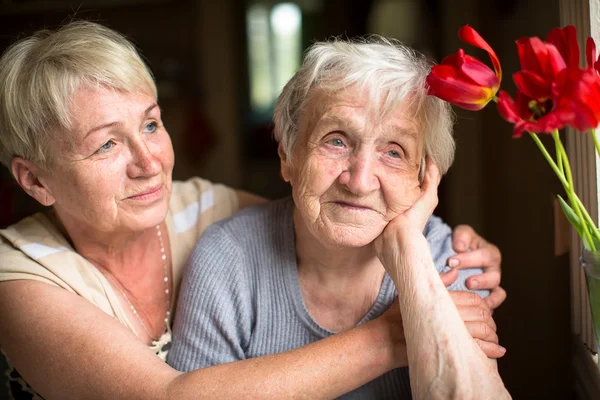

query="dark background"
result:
[0,0,576,399]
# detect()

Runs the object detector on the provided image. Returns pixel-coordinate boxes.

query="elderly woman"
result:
[168,38,510,398]
[0,22,503,400]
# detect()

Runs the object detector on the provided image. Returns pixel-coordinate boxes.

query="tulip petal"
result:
[426,65,494,110]
[547,25,580,68]
[517,37,547,75]
[517,37,566,82]
[458,25,502,82]
[497,90,522,123]
[513,70,552,99]
[555,67,600,131]
[587,37,596,68]
[546,44,568,77]
[457,52,500,89]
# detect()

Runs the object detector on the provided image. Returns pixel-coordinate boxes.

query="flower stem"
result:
[528,132,569,188]
[555,135,564,176]
[551,129,596,250]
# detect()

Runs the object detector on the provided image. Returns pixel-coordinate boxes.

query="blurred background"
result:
[0,0,580,398]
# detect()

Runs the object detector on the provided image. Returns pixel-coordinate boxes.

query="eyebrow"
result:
[84,103,159,139]
[316,114,419,142]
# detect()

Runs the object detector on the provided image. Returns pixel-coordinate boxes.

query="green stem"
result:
[573,194,600,244]
[555,136,564,176]
[551,129,596,250]
[528,132,569,188]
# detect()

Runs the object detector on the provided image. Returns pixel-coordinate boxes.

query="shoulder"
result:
[0,213,69,288]
[169,177,240,234]
[207,197,293,248]
[184,197,294,288]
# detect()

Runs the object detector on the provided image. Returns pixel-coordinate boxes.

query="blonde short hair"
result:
[0,21,157,168]
[273,36,455,175]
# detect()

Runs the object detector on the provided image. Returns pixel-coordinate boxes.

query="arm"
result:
[375,159,510,399]
[0,279,403,400]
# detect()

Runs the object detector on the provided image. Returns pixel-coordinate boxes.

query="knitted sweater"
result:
[168,197,488,399]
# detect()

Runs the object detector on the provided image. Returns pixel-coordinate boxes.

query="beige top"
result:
[0,177,239,399]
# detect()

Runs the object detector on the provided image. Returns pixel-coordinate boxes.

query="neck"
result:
[49,208,159,277]
[293,207,386,332]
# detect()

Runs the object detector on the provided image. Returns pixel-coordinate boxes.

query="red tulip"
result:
[497,90,573,138]
[426,25,501,111]
[554,67,600,132]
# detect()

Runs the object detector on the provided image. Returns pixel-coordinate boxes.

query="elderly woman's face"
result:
[38,86,174,234]
[282,86,423,248]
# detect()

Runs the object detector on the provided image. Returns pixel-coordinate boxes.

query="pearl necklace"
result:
[115,225,171,342]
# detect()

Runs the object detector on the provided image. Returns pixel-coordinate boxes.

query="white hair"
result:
[273,35,455,175]
[0,21,157,169]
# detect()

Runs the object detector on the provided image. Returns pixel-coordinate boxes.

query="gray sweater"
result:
[168,198,488,399]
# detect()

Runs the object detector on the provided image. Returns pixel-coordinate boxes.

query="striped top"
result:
[0,177,239,400]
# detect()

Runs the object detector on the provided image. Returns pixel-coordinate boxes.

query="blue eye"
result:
[387,150,401,158]
[144,121,158,133]
[97,140,115,153]
[329,138,344,147]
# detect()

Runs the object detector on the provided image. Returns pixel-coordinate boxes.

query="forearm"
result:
[392,232,509,399]
[169,318,401,399]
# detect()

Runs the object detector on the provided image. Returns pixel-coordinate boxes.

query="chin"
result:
[124,201,169,232]
[320,226,382,249]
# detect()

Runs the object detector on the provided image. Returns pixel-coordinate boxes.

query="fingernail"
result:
[469,279,479,289]
[448,258,459,268]
[499,346,506,354]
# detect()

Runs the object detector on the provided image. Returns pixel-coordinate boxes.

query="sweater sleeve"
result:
[167,224,254,372]
[425,216,490,299]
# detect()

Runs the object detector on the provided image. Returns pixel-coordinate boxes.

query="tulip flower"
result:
[426,25,501,110]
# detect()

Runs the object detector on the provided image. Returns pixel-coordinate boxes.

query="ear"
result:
[11,157,56,206]
[278,143,292,183]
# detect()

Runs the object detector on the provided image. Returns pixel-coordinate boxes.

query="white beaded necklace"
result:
[115,225,171,342]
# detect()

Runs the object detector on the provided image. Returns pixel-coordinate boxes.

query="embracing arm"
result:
[0,280,402,400]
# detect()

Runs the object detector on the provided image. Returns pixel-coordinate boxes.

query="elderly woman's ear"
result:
[11,157,56,206]
[278,143,292,183]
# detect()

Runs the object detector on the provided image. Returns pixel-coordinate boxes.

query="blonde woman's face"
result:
[281,86,424,248]
[39,86,174,234]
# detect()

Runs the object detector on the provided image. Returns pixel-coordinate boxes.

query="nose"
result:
[338,151,380,196]
[127,139,161,179]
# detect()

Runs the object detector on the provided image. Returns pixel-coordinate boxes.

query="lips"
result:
[334,201,372,210]
[127,184,163,200]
